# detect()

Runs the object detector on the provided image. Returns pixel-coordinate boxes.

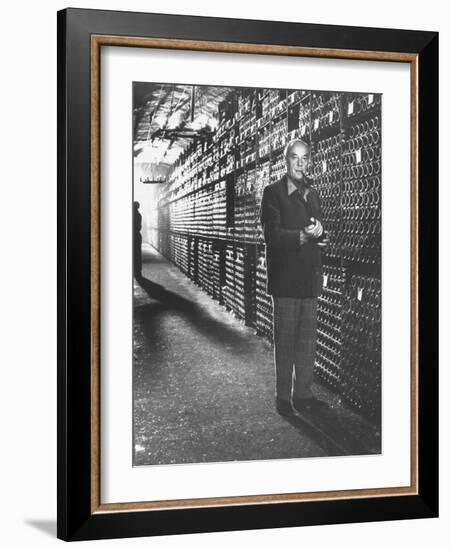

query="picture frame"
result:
[57,7,438,541]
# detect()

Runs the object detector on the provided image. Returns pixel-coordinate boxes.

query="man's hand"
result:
[304,217,323,239]
[317,236,330,249]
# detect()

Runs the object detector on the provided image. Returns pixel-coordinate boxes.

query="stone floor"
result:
[133,245,380,467]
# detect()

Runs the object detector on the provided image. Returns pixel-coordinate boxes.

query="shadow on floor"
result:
[141,248,170,264]
[135,275,251,348]
[281,402,380,456]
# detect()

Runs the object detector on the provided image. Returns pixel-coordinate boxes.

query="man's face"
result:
[286,142,310,183]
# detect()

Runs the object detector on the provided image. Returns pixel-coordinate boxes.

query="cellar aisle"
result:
[133,245,378,466]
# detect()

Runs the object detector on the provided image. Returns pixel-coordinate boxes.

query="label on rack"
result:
[357,287,363,301]
[328,111,333,123]
[368,94,374,105]
[322,160,327,173]
[348,101,354,115]
[323,274,328,288]
[355,148,362,163]
[314,118,319,130]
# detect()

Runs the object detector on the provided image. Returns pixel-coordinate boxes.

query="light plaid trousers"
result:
[272,296,318,402]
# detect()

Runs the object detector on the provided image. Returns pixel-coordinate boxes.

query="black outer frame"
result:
[57,8,438,542]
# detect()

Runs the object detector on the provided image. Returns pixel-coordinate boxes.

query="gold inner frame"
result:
[90,35,419,514]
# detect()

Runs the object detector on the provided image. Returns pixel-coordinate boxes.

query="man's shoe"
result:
[293,395,327,413]
[276,397,293,417]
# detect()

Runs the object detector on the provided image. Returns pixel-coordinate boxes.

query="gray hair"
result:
[283,138,311,159]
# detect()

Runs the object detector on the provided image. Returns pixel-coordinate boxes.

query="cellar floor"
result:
[133,244,381,467]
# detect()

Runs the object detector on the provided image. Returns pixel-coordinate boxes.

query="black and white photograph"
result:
[0,0,443,546]
[132,82,382,466]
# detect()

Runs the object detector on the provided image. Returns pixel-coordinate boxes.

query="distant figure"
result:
[133,201,142,279]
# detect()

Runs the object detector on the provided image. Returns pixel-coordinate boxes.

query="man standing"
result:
[133,201,143,279]
[260,139,327,416]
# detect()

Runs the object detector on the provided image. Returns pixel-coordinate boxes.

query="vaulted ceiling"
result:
[133,83,231,173]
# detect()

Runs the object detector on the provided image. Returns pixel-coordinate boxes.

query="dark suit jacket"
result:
[260,174,323,298]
